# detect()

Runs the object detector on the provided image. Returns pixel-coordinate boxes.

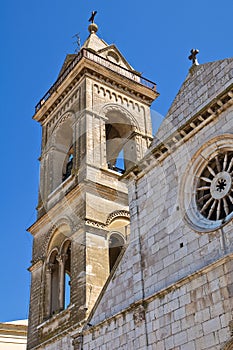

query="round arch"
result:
[100,103,140,130]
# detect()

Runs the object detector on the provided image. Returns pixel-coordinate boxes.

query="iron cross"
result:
[89,11,97,23]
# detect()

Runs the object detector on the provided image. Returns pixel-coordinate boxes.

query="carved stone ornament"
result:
[106,210,130,226]
[133,305,145,326]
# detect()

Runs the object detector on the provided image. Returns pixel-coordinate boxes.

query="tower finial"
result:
[88,11,97,24]
[188,49,199,66]
[88,11,98,34]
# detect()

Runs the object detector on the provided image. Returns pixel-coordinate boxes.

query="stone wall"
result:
[82,257,233,349]
[79,91,233,348]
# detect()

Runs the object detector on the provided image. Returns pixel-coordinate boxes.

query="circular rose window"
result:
[182,136,233,232]
[196,151,233,221]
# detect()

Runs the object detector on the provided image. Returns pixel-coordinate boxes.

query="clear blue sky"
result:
[0,0,232,322]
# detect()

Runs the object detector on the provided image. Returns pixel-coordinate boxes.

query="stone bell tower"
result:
[27,15,158,350]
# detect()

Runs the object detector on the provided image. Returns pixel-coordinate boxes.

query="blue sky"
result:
[0,0,232,322]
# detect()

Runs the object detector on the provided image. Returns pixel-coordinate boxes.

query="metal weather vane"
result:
[72,33,81,53]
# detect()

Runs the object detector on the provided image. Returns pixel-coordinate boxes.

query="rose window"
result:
[196,151,233,221]
[181,137,233,232]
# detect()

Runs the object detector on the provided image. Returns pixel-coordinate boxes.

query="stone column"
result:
[57,254,67,311]
[45,262,54,318]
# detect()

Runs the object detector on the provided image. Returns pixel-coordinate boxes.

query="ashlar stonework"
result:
[27,18,233,350]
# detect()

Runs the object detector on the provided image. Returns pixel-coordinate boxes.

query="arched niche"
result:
[50,113,75,192]
[106,211,130,271]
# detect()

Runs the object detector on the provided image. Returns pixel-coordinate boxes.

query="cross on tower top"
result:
[88,11,97,24]
[188,49,199,66]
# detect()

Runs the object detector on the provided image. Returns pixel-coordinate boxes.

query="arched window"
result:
[109,233,125,271]
[61,241,71,310]
[45,225,72,318]
[48,250,60,315]
[50,115,74,192]
[62,147,74,182]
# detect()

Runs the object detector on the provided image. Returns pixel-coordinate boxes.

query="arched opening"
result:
[105,111,136,173]
[62,146,74,182]
[63,242,71,309]
[50,116,74,192]
[109,233,125,271]
[46,224,72,317]
[49,250,60,316]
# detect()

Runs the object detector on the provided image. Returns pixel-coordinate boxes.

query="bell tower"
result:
[27,16,158,349]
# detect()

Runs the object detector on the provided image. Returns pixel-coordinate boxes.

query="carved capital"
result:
[56,253,68,264]
[46,262,55,273]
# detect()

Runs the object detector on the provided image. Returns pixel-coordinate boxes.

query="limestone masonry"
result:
[27,18,233,350]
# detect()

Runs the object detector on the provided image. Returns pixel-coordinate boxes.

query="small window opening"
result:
[49,252,60,315]
[64,244,71,309]
[64,273,71,309]
[63,147,74,181]
[109,234,124,271]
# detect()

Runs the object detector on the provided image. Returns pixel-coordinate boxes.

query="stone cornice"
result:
[0,323,27,336]
[123,84,233,180]
[33,51,158,124]
[28,259,43,272]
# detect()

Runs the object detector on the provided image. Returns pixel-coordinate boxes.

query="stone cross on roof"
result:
[188,49,199,66]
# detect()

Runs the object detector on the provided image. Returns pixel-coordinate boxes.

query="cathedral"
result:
[27,14,233,350]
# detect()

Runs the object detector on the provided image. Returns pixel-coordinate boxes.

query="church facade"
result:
[27,18,233,350]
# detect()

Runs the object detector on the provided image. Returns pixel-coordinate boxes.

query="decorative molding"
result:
[93,82,146,115]
[106,210,130,226]
[89,69,155,105]
[50,110,75,140]
[126,85,233,178]
[28,259,44,272]
[85,219,106,229]
[41,217,74,259]
[46,89,79,128]
[36,77,82,123]
[101,103,140,130]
